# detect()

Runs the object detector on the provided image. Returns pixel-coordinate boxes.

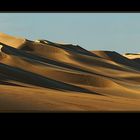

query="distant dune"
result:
[123,53,140,64]
[0,32,140,112]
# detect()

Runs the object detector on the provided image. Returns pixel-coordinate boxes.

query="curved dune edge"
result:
[123,53,140,64]
[0,33,140,111]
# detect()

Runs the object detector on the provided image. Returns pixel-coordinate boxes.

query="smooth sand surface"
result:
[0,33,140,112]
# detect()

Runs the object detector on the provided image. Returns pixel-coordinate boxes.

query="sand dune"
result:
[0,32,140,112]
[123,53,140,64]
[92,50,140,71]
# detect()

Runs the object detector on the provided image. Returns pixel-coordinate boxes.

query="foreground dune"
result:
[0,32,140,112]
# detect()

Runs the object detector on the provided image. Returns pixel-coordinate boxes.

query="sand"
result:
[0,32,140,112]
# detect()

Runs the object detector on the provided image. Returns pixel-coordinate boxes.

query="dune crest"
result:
[0,33,140,112]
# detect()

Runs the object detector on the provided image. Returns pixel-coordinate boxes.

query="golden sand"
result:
[0,33,140,112]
